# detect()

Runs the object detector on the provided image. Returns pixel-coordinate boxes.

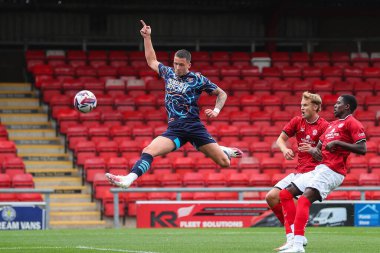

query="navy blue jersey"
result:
[158,63,218,123]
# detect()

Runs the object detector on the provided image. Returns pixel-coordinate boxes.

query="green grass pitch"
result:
[0,227,379,253]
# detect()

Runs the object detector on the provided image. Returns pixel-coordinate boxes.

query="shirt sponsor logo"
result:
[167,78,189,94]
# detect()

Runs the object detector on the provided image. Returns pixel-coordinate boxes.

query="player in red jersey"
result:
[279,95,367,253]
[265,92,329,251]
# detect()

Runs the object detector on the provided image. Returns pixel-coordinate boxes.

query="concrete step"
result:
[0,98,39,107]
[0,91,38,98]
[50,211,101,221]
[20,153,70,162]
[34,176,82,187]
[50,202,97,211]
[27,168,79,177]
[12,137,62,145]
[0,83,32,91]
[37,185,88,194]
[48,193,91,203]
[0,106,44,114]
[8,129,56,138]
[49,220,106,229]
[16,144,65,154]
[0,113,48,123]
[4,122,53,129]
[25,161,73,169]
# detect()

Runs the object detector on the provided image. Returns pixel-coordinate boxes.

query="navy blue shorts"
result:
[161,120,216,150]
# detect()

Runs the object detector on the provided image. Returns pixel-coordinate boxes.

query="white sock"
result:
[286,233,294,242]
[290,224,294,233]
[124,173,138,185]
[294,235,304,247]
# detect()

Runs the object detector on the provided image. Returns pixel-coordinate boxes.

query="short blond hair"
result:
[302,91,322,112]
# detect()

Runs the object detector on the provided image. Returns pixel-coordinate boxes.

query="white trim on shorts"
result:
[274,173,303,190]
[292,164,345,201]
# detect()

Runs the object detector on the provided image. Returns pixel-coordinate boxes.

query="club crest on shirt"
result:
[312,129,318,136]
[300,127,305,132]
[338,123,344,128]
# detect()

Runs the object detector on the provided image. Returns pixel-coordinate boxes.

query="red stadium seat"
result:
[107,157,128,175]
[238,157,261,173]
[347,156,368,174]
[138,174,160,187]
[353,81,374,97]
[271,52,289,68]
[271,80,293,96]
[251,80,272,95]
[334,81,354,95]
[262,67,281,81]
[291,52,310,68]
[226,173,249,187]
[358,173,380,186]
[326,191,349,200]
[260,157,283,175]
[97,141,118,160]
[74,141,97,166]
[195,158,218,174]
[250,111,271,127]
[351,52,369,68]
[341,173,359,186]
[182,172,205,187]
[363,67,380,83]
[205,173,227,187]
[261,95,282,112]
[322,66,343,82]
[312,80,333,95]
[302,66,322,81]
[84,157,107,183]
[241,66,260,81]
[282,66,302,81]
[240,95,261,112]
[93,173,112,200]
[331,52,350,68]
[151,157,173,174]
[0,174,11,188]
[12,173,34,188]
[160,173,182,187]
[110,125,132,143]
[343,66,363,83]
[3,157,26,178]
[249,173,271,186]
[173,157,195,175]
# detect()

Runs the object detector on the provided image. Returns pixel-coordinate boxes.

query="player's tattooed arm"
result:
[204,88,227,118]
[211,87,227,111]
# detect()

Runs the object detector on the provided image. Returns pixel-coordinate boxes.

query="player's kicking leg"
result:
[106,136,175,188]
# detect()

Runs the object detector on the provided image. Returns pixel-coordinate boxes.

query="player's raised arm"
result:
[205,87,227,118]
[140,20,159,73]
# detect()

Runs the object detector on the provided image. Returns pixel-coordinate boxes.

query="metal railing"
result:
[9,36,380,53]
[110,186,380,228]
[0,188,54,229]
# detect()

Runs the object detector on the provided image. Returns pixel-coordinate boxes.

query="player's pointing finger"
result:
[140,20,146,26]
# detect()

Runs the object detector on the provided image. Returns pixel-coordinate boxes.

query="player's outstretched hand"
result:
[205,108,219,118]
[140,20,151,38]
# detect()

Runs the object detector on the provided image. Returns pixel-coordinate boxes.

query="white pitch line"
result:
[0,246,70,250]
[76,246,160,253]
[0,246,159,253]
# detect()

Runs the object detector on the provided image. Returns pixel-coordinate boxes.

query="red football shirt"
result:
[282,116,329,173]
[320,115,366,176]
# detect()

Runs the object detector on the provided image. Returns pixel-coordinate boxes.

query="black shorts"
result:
[161,120,216,150]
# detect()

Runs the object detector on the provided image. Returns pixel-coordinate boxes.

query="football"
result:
[73,90,97,113]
